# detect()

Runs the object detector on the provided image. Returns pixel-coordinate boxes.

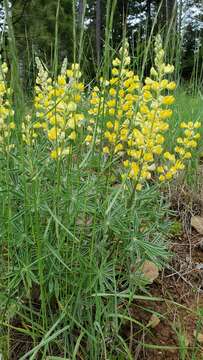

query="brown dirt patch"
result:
[126,230,203,360]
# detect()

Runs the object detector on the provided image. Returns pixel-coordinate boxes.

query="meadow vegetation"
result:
[0,1,203,359]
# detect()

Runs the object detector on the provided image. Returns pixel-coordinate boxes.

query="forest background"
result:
[0,0,202,91]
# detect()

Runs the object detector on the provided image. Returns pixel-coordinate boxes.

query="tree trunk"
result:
[96,0,101,66]
[78,0,83,28]
[146,0,151,38]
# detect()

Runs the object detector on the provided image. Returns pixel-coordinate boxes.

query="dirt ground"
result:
[127,229,203,360]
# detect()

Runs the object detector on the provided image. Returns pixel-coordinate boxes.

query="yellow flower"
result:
[106,121,113,129]
[123,159,129,167]
[85,135,93,143]
[112,68,119,76]
[159,175,165,182]
[58,75,66,86]
[103,146,110,154]
[9,122,16,129]
[164,64,174,74]
[51,147,62,159]
[157,166,164,173]
[144,153,153,162]
[48,127,59,141]
[165,172,173,180]
[160,79,168,88]
[114,143,123,153]
[109,88,116,96]
[162,96,175,105]
[164,152,175,162]
[136,183,142,191]
[167,81,176,90]
[129,162,139,178]
[68,131,77,140]
[109,108,115,116]
[159,109,172,119]
[67,102,77,112]
[112,58,121,67]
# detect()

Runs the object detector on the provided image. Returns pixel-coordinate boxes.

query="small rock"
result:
[142,260,159,283]
[194,330,203,343]
[195,263,203,270]
[198,239,203,250]
[148,314,160,328]
[191,216,203,235]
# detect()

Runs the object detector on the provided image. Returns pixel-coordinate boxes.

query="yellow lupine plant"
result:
[18,35,201,191]
[85,35,201,190]
[0,59,15,152]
